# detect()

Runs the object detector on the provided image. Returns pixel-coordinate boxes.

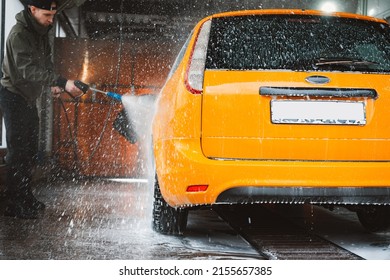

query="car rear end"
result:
[153,10,390,233]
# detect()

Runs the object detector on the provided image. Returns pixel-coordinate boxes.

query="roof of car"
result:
[207,9,388,24]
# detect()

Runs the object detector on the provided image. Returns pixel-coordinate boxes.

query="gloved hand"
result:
[65,80,84,95]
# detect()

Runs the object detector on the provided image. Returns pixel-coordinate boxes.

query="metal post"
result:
[361,0,368,15]
[1,0,6,73]
[0,0,5,149]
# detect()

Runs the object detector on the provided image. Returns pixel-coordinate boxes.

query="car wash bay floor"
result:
[0,178,260,260]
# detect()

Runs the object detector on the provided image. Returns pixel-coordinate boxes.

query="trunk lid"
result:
[201,71,390,161]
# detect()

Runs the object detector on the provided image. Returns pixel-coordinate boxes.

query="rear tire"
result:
[152,174,188,235]
[356,206,390,232]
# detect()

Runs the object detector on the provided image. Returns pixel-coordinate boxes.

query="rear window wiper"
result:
[315,57,378,66]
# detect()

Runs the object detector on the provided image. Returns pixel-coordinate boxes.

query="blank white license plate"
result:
[271,100,366,125]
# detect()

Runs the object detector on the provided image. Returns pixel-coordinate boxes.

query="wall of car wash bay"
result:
[53,38,180,177]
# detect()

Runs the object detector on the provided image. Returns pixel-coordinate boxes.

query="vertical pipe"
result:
[0,0,5,148]
[1,0,6,74]
[361,0,368,15]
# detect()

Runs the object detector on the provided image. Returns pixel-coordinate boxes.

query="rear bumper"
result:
[154,138,390,207]
[217,187,390,205]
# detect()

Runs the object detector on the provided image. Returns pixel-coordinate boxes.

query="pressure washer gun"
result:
[73,80,137,144]
[73,80,122,101]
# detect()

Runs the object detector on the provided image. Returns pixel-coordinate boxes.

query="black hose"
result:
[58,98,79,168]
[86,0,125,162]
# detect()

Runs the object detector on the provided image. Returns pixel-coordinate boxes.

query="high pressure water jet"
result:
[72,80,137,144]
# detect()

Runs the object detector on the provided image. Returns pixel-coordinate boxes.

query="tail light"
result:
[185,20,211,94]
[186,185,209,192]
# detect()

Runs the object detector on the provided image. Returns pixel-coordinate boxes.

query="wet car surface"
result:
[152,9,390,235]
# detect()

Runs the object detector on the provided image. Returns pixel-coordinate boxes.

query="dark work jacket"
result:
[1,9,60,104]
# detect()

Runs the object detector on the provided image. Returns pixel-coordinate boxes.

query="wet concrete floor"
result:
[0,178,260,260]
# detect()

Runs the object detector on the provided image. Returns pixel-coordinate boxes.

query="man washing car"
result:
[0,0,82,218]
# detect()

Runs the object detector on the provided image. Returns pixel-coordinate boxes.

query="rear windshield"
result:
[206,15,390,73]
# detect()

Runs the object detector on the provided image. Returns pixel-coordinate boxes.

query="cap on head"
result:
[28,0,57,11]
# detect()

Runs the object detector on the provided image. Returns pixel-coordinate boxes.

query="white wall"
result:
[368,0,390,18]
[4,0,24,38]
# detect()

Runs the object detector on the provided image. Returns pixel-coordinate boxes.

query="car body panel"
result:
[154,138,390,206]
[201,71,390,161]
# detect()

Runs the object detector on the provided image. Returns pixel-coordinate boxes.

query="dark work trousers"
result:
[0,86,39,201]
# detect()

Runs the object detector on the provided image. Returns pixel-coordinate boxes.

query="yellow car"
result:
[152,9,390,234]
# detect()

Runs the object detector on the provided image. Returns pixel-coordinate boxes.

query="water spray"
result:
[66,80,156,188]
[73,80,156,177]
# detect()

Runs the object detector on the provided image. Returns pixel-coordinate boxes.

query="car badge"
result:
[305,75,330,84]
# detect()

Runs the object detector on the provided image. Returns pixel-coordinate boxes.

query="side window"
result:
[167,31,193,79]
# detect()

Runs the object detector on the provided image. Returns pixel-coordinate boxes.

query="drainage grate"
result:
[214,204,362,260]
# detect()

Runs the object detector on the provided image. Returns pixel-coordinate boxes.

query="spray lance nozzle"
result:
[74,80,123,101]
